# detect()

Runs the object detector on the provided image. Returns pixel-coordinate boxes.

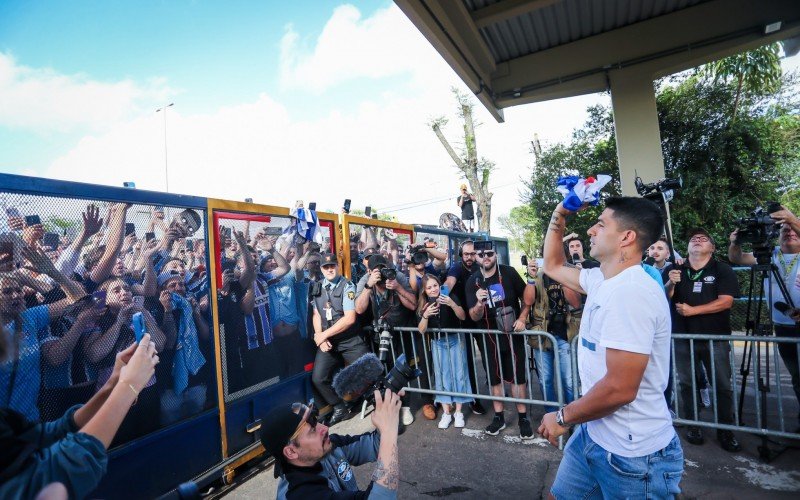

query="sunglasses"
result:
[321,264,337,270]
[289,402,318,441]
[477,251,495,258]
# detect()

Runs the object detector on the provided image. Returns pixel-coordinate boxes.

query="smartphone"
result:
[186,238,194,251]
[473,240,493,252]
[42,232,59,250]
[24,215,41,226]
[125,223,136,236]
[440,284,449,296]
[265,226,283,236]
[343,199,351,213]
[92,290,107,309]
[427,296,438,304]
[145,232,156,242]
[364,206,372,218]
[521,255,528,266]
[131,312,146,343]
[308,202,317,211]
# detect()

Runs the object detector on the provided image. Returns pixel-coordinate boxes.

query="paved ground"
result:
[222,342,800,499]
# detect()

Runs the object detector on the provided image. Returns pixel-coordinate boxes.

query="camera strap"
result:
[776,249,800,281]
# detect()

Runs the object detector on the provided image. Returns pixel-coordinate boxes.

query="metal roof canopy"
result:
[396,0,800,122]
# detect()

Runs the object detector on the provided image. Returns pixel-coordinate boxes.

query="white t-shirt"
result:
[770,248,800,326]
[578,266,674,457]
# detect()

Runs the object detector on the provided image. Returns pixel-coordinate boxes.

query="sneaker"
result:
[485,415,506,435]
[686,426,704,445]
[519,417,534,440]
[438,413,453,429]
[717,430,741,452]
[401,406,414,426]
[422,404,437,420]
[700,387,711,408]
[471,400,486,415]
[454,412,465,428]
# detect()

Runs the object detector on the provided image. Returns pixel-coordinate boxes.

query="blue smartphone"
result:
[131,312,146,343]
[440,284,449,296]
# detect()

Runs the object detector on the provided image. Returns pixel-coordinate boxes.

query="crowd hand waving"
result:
[538,411,568,447]
[121,233,138,254]
[81,204,103,238]
[119,333,159,394]
[22,245,58,277]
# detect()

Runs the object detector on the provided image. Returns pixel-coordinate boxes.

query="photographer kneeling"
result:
[263,389,403,500]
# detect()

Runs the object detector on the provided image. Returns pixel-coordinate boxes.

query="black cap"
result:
[368,254,388,270]
[260,404,304,477]
[320,253,338,267]
[362,247,378,260]
[686,227,715,246]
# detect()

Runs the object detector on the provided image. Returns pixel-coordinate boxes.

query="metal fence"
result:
[359,324,800,449]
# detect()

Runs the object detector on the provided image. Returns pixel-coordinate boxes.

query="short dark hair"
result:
[605,197,664,252]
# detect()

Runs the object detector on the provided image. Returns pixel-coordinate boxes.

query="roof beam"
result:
[471,0,560,29]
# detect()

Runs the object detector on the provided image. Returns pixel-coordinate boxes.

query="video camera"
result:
[634,176,682,203]
[734,201,782,249]
[332,352,422,408]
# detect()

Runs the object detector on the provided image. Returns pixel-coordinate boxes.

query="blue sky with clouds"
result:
[1,1,797,233]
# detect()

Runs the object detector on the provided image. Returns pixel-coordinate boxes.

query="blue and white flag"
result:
[556,175,612,211]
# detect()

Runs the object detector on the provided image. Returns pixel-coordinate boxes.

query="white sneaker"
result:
[453,412,465,428]
[401,406,414,426]
[700,387,711,408]
[438,413,453,429]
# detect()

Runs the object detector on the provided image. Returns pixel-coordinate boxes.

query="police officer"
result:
[310,253,370,425]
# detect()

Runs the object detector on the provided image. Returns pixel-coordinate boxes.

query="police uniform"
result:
[311,255,370,410]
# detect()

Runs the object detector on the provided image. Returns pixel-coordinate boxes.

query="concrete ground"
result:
[222,342,800,499]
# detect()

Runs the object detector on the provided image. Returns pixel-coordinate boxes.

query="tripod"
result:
[737,246,795,462]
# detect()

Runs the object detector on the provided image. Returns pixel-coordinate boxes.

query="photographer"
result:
[465,241,533,439]
[729,205,800,432]
[667,228,740,452]
[264,390,402,500]
[407,243,447,294]
[355,255,435,423]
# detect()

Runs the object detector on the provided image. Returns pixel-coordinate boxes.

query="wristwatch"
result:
[556,405,572,428]
[364,283,373,289]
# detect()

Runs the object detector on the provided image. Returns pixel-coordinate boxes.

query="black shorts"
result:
[482,332,527,386]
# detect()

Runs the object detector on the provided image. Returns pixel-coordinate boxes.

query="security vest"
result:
[313,278,359,341]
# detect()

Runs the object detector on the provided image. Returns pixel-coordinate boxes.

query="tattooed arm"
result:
[370,389,402,492]
[542,202,585,294]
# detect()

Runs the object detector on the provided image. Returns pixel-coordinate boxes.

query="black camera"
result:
[635,176,682,203]
[379,267,397,281]
[734,202,782,248]
[410,250,428,265]
[365,353,421,406]
[373,319,393,362]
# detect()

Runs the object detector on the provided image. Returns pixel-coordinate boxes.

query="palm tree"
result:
[703,43,782,121]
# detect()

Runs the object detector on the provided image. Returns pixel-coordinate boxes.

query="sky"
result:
[0,1,797,236]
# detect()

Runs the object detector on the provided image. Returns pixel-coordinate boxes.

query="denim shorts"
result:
[551,424,683,499]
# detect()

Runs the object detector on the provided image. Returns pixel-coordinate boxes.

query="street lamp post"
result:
[155,103,174,192]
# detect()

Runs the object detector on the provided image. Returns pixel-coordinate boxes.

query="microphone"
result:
[571,253,581,265]
[332,353,385,401]
[643,257,656,265]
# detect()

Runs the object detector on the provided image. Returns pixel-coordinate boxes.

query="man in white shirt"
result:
[538,197,683,499]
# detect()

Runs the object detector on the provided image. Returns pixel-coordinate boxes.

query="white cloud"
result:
[0,52,175,133]
[36,4,607,237]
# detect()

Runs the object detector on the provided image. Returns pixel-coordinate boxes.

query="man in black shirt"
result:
[465,242,533,439]
[667,227,741,452]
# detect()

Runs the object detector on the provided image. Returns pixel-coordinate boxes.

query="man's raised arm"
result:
[542,202,584,294]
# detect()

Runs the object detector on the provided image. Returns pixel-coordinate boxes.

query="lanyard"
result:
[776,249,800,281]
[686,267,704,281]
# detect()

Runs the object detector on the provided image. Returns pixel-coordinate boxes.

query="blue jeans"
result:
[533,337,574,412]
[431,333,473,405]
[552,424,684,499]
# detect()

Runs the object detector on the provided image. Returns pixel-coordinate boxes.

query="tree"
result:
[498,205,543,258]
[523,67,800,259]
[703,43,782,122]
[430,88,494,232]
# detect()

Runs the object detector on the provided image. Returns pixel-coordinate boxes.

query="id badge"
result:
[693,282,703,293]
[325,303,333,321]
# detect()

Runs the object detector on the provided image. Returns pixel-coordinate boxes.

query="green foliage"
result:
[522,61,800,259]
[44,216,78,234]
[498,205,542,258]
